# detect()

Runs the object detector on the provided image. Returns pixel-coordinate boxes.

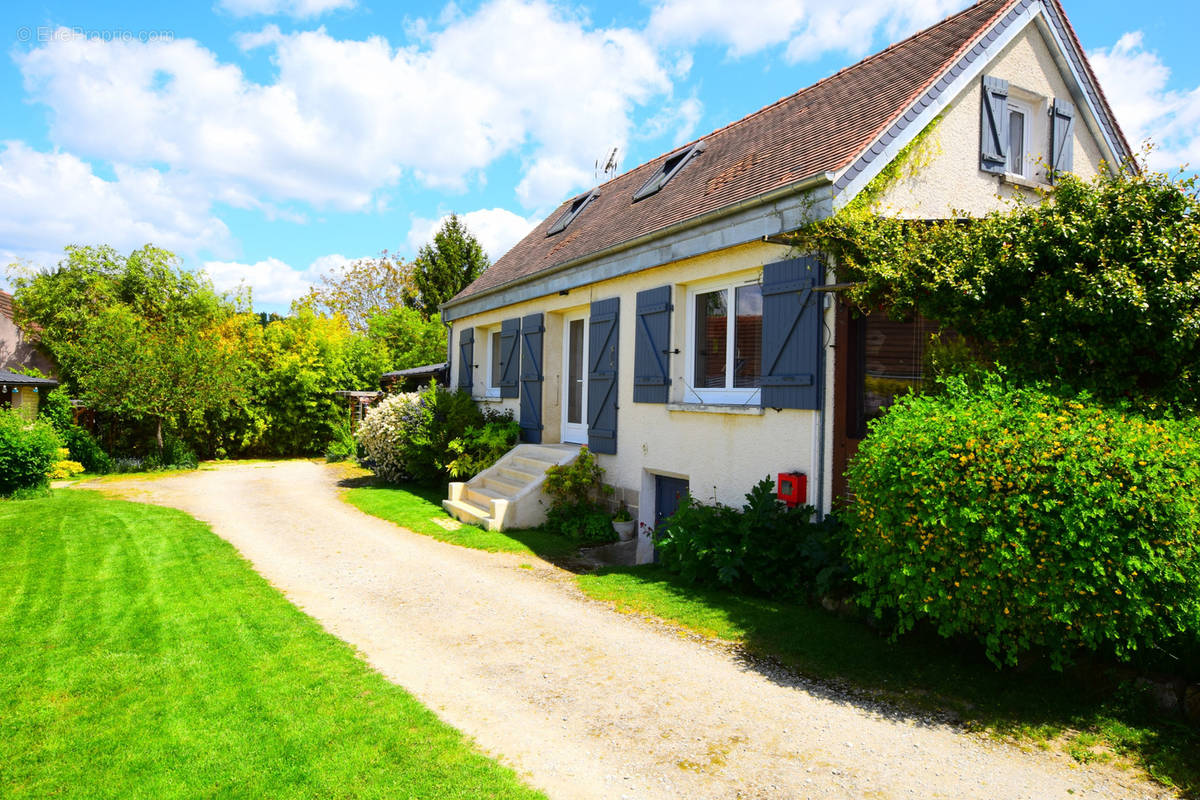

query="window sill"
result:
[1000,172,1047,190]
[472,395,505,404]
[666,402,764,416]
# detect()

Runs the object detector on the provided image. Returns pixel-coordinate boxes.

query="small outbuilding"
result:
[380,362,449,393]
[0,369,60,418]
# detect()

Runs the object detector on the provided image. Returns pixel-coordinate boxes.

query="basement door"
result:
[561,311,589,444]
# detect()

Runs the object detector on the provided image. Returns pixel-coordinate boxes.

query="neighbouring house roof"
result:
[0,291,12,321]
[332,390,384,400]
[446,0,1130,312]
[0,369,59,388]
[381,362,449,380]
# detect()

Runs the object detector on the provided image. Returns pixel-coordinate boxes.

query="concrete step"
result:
[496,466,541,486]
[512,455,562,473]
[442,497,491,527]
[466,485,504,508]
[481,475,523,496]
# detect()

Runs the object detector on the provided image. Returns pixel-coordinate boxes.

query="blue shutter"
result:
[980,75,1009,175]
[760,257,823,410]
[633,286,672,404]
[587,297,620,454]
[499,318,520,399]
[519,313,544,443]
[1050,98,1075,182]
[457,327,474,391]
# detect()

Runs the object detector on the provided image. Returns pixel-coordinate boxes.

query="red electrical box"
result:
[776,472,807,507]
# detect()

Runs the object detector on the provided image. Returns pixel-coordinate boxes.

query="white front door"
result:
[561,313,589,444]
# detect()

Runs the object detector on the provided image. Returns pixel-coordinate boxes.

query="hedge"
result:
[844,375,1200,668]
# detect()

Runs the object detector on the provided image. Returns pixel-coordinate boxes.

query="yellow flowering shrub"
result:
[845,374,1200,668]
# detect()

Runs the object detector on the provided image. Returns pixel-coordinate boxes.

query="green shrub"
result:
[60,425,112,474]
[845,374,1200,668]
[656,477,847,599]
[145,434,198,470]
[356,384,487,484]
[0,410,62,496]
[541,447,615,543]
[445,413,520,478]
[544,502,615,543]
[325,419,359,463]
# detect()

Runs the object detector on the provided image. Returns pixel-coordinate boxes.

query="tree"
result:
[72,305,241,451]
[366,306,447,370]
[410,214,489,318]
[10,244,227,389]
[292,251,417,331]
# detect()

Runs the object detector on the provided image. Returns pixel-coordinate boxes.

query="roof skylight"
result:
[546,189,599,236]
[632,141,706,202]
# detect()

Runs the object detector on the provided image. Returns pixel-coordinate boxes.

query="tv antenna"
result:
[595,147,619,181]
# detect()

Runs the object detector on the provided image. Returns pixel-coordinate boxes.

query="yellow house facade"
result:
[441,0,1131,562]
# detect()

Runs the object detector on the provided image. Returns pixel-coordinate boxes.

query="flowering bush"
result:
[356,391,424,483]
[356,384,506,484]
[845,374,1200,668]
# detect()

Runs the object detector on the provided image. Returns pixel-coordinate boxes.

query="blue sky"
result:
[1,0,1196,313]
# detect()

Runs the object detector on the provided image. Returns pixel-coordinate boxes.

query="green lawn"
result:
[578,565,1200,796]
[341,481,581,561]
[0,490,545,800]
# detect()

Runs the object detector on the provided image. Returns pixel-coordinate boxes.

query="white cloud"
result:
[216,0,355,19]
[18,2,675,212]
[0,141,231,266]
[1089,32,1200,172]
[647,0,965,62]
[201,253,351,305]
[406,208,538,262]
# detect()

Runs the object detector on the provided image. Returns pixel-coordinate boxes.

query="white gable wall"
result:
[873,19,1112,218]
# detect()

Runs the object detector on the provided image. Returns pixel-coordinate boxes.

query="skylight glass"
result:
[632,140,706,202]
[546,189,599,236]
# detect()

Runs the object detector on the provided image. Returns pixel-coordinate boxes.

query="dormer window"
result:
[546,189,599,236]
[632,141,705,202]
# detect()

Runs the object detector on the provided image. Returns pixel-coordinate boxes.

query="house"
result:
[1,290,59,417]
[439,0,1132,561]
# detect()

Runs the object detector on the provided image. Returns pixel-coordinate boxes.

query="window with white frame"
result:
[484,328,502,397]
[685,277,763,404]
[1006,97,1033,177]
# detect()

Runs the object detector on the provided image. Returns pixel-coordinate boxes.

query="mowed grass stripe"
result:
[0,490,544,800]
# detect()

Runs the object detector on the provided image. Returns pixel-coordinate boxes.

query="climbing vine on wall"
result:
[787,154,1200,410]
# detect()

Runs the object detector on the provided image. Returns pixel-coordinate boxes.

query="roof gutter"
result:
[441,170,836,318]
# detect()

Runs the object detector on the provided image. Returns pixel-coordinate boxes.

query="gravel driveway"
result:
[94,460,1174,800]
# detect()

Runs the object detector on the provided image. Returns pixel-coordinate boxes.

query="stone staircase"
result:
[442,443,581,531]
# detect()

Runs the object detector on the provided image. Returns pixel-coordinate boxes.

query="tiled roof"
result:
[450,0,1016,305]
[0,291,12,321]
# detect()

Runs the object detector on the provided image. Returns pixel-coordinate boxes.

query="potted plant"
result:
[611,503,635,541]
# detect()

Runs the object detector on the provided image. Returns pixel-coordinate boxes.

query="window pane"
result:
[733,284,762,388]
[694,289,728,388]
[490,331,502,388]
[567,319,584,424]
[1008,109,1025,174]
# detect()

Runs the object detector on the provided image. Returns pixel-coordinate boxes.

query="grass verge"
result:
[0,490,545,800]
[341,480,580,562]
[577,565,1200,796]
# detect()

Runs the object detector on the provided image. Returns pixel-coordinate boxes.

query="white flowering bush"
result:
[355,391,422,483]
